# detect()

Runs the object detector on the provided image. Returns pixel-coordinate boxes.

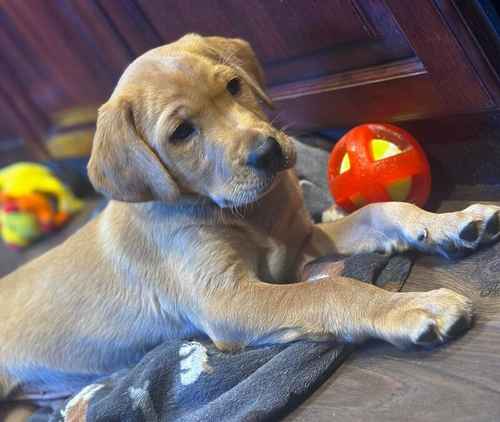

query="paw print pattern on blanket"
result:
[129,380,159,421]
[179,341,213,385]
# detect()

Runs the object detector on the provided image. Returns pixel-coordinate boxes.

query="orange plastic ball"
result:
[327,123,431,213]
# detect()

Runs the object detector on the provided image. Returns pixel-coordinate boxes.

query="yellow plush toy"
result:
[0,163,83,249]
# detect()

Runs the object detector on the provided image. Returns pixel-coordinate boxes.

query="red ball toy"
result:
[327,123,431,213]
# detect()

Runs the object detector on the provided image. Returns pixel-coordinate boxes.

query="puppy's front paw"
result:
[383,288,474,349]
[412,204,500,259]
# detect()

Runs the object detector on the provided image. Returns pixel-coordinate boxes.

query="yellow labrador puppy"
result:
[1,34,499,402]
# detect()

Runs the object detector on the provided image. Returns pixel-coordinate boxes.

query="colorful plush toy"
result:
[0,163,83,249]
[328,123,431,213]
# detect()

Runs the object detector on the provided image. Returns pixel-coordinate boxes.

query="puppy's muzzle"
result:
[246,136,285,172]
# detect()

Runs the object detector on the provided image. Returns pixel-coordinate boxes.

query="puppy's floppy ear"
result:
[203,36,274,109]
[87,98,179,203]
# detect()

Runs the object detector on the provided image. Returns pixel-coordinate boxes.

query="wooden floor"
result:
[287,200,500,422]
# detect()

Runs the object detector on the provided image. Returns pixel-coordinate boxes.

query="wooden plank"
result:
[269,57,426,101]
[385,0,494,110]
[98,0,163,56]
[288,322,500,422]
[1,0,118,110]
[399,109,500,144]
[442,0,500,103]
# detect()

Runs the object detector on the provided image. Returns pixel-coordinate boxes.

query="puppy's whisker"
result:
[280,121,296,133]
[220,51,238,68]
[269,112,284,127]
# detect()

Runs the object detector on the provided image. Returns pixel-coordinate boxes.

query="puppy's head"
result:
[88,34,296,207]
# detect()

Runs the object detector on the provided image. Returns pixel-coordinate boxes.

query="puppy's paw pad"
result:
[397,309,441,348]
[394,289,474,349]
[414,322,440,346]
[443,315,471,338]
[463,204,500,242]
[485,212,500,238]
[425,204,500,258]
[459,220,481,242]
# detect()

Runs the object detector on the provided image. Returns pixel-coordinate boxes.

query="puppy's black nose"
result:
[246,137,284,171]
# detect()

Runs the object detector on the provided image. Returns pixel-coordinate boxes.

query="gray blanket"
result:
[30,140,413,421]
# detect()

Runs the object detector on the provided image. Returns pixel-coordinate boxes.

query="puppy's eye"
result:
[226,78,241,96]
[170,121,195,142]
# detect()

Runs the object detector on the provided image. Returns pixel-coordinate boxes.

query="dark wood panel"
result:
[0,0,135,146]
[271,72,448,130]
[440,0,500,103]
[124,0,494,124]
[454,0,500,80]
[0,84,49,160]
[0,9,54,127]
[269,57,426,101]
[399,109,500,144]
[1,0,499,146]
[2,1,100,109]
[139,0,376,61]
[384,0,493,110]
[101,0,417,87]
[128,0,415,86]
[0,53,49,145]
[270,0,498,131]
[0,101,16,141]
[1,0,128,113]
[70,0,133,74]
[98,0,163,56]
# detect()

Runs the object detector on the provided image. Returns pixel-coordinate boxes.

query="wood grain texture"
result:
[0,0,135,151]
[98,0,163,56]
[270,0,499,131]
[0,83,49,159]
[269,57,426,101]
[129,0,416,86]
[286,199,500,422]
[271,73,446,130]
[398,109,500,144]
[139,0,377,61]
[0,10,50,146]
[384,0,493,110]
[1,0,128,112]
[437,0,500,103]
[1,0,500,146]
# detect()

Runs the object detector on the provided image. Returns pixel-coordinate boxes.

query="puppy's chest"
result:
[242,218,311,285]
[259,244,297,283]
[248,211,312,284]
[245,228,302,283]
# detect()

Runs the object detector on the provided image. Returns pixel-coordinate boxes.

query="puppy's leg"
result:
[307,202,500,259]
[196,276,472,351]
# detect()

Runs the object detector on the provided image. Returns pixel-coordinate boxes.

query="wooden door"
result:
[102,0,500,131]
[0,0,499,153]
